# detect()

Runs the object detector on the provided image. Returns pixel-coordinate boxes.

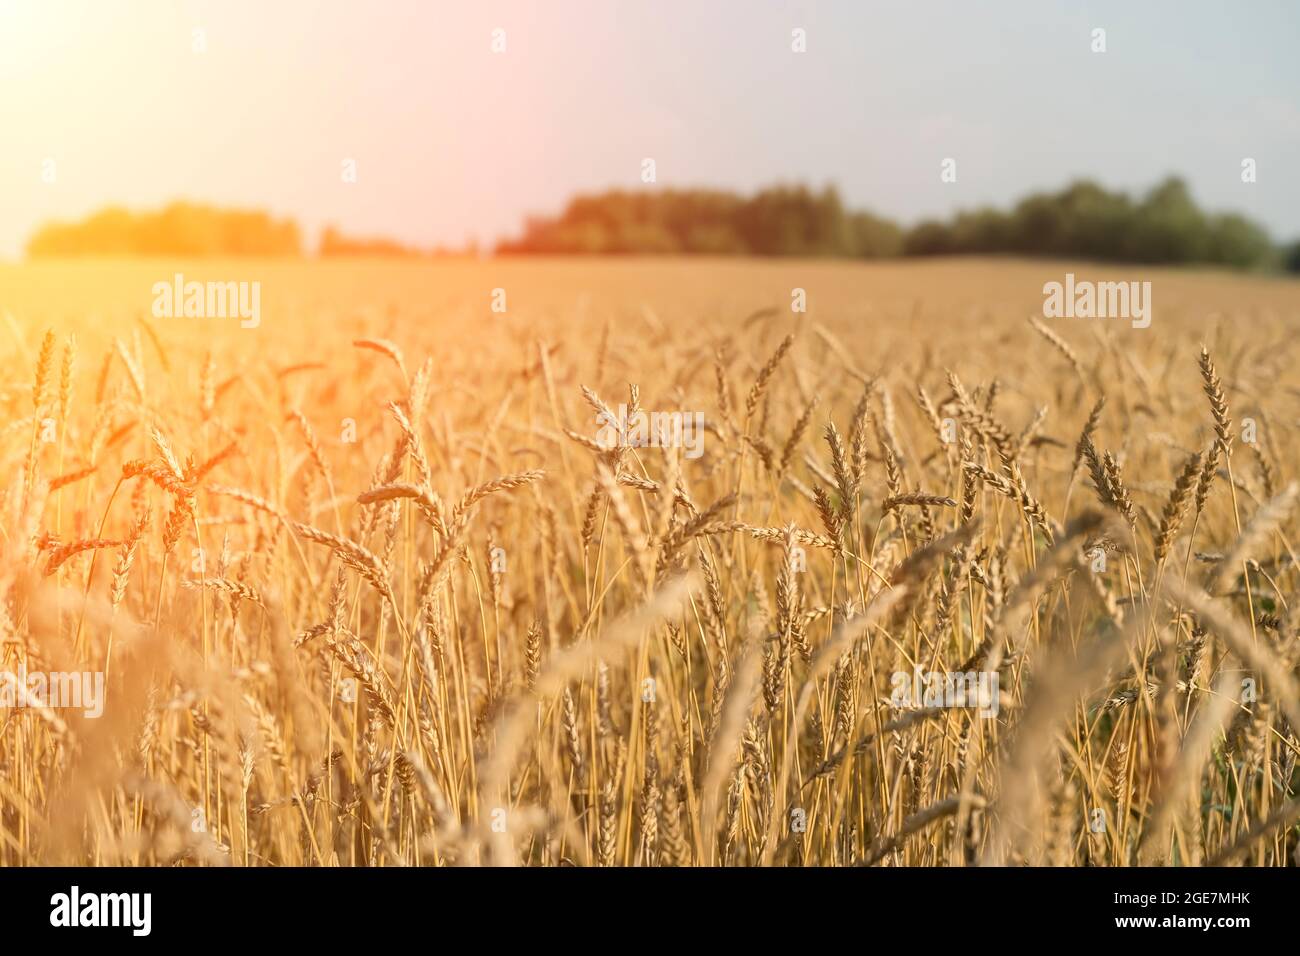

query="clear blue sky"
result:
[2,0,1298,257]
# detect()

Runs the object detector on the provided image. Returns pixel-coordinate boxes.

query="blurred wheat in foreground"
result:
[2,262,1299,866]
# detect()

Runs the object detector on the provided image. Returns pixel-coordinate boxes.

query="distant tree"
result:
[27,202,300,256]
[1205,214,1276,269]
[24,183,1286,269]
[1008,193,1068,255]
[1053,181,1134,259]
[500,178,1280,268]
[1122,177,1211,263]
[847,211,903,258]
[949,208,1014,253]
[1286,240,1300,273]
[499,184,873,258]
[901,176,1276,269]
[733,185,850,256]
[902,220,955,256]
[684,223,749,255]
[608,222,681,254]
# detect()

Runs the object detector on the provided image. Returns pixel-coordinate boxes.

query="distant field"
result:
[2,256,1299,866]
[6,254,1300,339]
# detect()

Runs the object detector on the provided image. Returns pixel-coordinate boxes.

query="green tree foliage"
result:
[1207,214,1278,269]
[501,177,1280,270]
[498,185,900,258]
[23,181,1288,270]
[1285,240,1300,273]
[903,177,1277,269]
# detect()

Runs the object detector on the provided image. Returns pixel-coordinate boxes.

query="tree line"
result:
[498,178,1297,270]
[25,185,1300,271]
[27,202,302,257]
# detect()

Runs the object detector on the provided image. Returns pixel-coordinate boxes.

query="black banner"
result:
[0,866,1279,942]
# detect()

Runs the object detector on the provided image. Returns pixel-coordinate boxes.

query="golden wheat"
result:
[0,258,1297,867]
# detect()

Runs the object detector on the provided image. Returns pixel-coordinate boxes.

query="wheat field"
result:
[2,256,1299,866]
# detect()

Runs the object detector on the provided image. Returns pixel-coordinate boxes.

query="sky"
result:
[2,0,1299,258]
